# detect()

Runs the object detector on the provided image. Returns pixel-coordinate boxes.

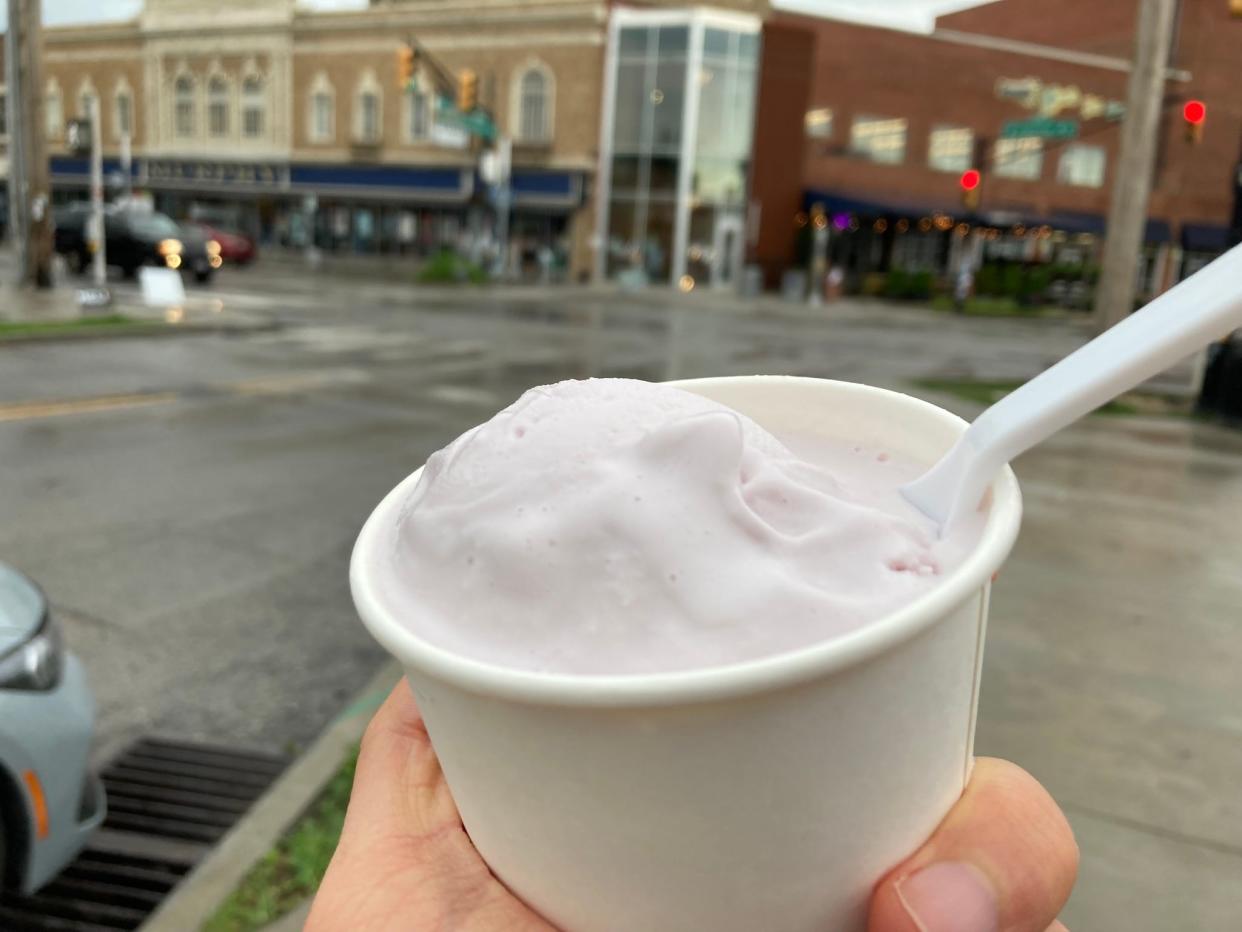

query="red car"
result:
[190,222,257,266]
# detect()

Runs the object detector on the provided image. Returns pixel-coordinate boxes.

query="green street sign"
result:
[1001,117,1079,140]
[436,95,496,141]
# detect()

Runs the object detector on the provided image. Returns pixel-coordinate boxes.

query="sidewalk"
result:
[0,279,275,336]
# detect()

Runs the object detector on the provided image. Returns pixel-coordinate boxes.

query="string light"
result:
[873,218,889,233]
[896,219,910,233]
[794,212,808,227]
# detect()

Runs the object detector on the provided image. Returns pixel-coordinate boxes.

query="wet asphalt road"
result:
[1,259,1240,929]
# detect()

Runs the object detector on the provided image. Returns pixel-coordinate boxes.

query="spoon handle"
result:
[905,242,1242,530]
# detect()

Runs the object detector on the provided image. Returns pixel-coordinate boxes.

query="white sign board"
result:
[139,266,186,308]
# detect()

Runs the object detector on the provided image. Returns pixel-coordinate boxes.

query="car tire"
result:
[195,270,213,284]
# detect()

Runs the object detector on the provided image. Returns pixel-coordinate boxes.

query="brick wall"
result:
[750,20,815,286]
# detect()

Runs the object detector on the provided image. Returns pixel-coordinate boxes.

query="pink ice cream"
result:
[374,378,984,675]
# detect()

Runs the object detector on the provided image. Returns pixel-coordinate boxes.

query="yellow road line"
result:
[0,391,179,423]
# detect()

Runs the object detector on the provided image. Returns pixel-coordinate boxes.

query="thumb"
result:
[867,757,1078,932]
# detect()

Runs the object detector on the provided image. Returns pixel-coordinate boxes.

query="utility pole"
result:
[5,0,52,288]
[1094,0,1178,331]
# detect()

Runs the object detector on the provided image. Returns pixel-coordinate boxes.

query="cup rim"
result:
[350,376,1023,707]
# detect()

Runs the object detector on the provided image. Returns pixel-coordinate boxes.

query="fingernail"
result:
[895,862,999,932]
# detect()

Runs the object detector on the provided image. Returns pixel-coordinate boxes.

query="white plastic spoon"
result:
[903,242,1242,534]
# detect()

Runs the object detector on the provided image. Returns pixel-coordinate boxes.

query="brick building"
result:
[0,0,772,283]
[752,0,1242,297]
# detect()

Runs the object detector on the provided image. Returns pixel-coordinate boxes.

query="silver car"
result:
[0,562,105,896]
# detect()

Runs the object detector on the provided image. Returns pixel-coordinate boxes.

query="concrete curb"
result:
[138,659,403,932]
[0,319,279,345]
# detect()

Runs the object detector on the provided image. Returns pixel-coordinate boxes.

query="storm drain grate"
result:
[0,849,191,932]
[1,737,288,930]
[100,737,287,844]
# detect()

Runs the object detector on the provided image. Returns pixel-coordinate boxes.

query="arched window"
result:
[242,75,265,138]
[516,66,552,143]
[77,81,98,121]
[174,75,195,138]
[308,72,334,144]
[406,83,430,141]
[45,78,63,140]
[114,78,133,140]
[354,72,382,144]
[208,76,230,137]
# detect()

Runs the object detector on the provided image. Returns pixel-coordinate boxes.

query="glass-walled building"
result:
[596,7,762,288]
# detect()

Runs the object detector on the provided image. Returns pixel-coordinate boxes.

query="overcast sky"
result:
[0,0,997,33]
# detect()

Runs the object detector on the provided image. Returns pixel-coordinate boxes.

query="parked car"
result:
[188,222,257,266]
[53,205,221,283]
[0,562,104,898]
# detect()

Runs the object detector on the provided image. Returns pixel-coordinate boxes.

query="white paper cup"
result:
[350,376,1022,932]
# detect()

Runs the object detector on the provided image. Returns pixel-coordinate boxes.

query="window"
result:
[78,90,96,119]
[45,79,63,139]
[928,125,973,172]
[517,67,551,142]
[308,72,335,144]
[406,85,429,141]
[848,116,907,165]
[208,77,229,137]
[804,107,833,139]
[174,75,195,138]
[313,93,333,140]
[242,76,264,138]
[358,91,380,142]
[993,137,1043,180]
[1057,143,1106,188]
[115,86,132,138]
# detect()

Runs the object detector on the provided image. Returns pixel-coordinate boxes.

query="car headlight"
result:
[206,239,222,257]
[158,238,183,257]
[0,614,64,691]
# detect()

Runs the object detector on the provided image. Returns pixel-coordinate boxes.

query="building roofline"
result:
[929,27,1192,81]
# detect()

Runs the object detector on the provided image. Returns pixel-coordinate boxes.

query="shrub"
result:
[416,251,488,285]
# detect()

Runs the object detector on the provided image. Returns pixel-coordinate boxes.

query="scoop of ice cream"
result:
[381,378,947,675]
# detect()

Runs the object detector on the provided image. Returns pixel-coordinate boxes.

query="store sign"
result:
[1001,117,1079,140]
[145,160,286,186]
[995,76,1125,121]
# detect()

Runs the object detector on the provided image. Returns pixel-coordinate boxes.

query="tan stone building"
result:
[26,0,770,283]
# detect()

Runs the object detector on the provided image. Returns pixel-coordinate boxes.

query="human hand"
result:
[308,683,1077,932]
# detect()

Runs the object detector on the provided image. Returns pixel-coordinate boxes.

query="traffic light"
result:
[397,45,415,90]
[457,68,478,113]
[960,168,982,211]
[1183,99,1206,143]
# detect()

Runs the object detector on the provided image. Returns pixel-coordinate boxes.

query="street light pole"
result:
[89,95,106,288]
[1094,0,1178,331]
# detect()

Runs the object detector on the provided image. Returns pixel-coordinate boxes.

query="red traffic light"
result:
[959,169,982,191]
[1183,100,1206,125]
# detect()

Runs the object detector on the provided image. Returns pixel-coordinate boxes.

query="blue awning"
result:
[1182,222,1230,253]
[510,170,583,210]
[50,156,137,182]
[288,164,473,203]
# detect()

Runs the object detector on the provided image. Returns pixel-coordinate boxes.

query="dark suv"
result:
[53,206,219,283]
